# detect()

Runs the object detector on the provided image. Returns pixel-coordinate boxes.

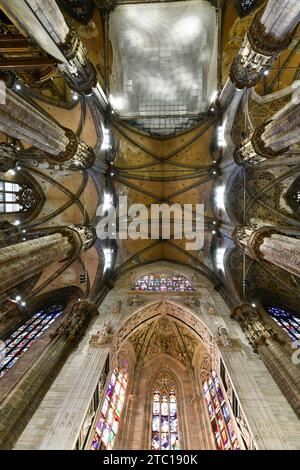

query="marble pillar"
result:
[0,0,97,93]
[0,87,95,170]
[220,0,300,108]
[233,224,300,278]
[234,98,300,166]
[0,224,96,296]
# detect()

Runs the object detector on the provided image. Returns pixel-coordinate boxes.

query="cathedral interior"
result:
[0,0,300,451]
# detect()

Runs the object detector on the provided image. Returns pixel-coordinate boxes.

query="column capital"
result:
[232,225,280,260]
[233,123,290,166]
[49,128,96,169]
[60,23,98,93]
[58,224,97,257]
[248,9,295,57]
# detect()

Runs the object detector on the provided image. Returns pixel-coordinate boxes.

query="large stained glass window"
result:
[133,273,194,292]
[91,364,128,450]
[151,375,180,450]
[203,371,240,450]
[0,304,64,378]
[266,306,300,342]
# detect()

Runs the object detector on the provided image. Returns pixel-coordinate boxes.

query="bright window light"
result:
[217,118,227,147]
[210,90,218,103]
[109,94,126,112]
[215,186,225,211]
[103,192,113,212]
[216,247,226,272]
[103,248,114,272]
[101,129,111,151]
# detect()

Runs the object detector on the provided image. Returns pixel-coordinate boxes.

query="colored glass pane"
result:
[151,375,180,450]
[266,306,300,342]
[133,273,194,292]
[0,304,64,378]
[203,371,240,450]
[91,365,128,450]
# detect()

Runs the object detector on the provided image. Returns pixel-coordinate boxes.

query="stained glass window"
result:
[203,371,240,450]
[133,273,194,292]
[0,304,64,378]
[91,364,128,450]
[266,306,300,342]
[151,375,180,450]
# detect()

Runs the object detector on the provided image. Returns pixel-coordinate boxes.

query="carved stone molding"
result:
[127,295,145,306]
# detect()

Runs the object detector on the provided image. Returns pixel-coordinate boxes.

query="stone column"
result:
[0,221,21,248]
[231,303,300,418]
[220,1,300,108]
[1,0,97,94]
[0,86,95,170]
[0,299,99,450]
[231,2,299,90]
[234,97,300,166]
[0,144,18,173]
[233,224,300,278]
[0,224,96,297]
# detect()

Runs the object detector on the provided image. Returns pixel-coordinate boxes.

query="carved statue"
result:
[218,327,230,348]
[89,321,113,347]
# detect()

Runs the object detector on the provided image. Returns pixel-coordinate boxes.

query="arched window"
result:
[0,304,64,378]
[151,374,180,450]
[266,306,300,342]
[0,180,36,213]
[133,273,194,292]
[91,364,128,450]
[203,371,240,450]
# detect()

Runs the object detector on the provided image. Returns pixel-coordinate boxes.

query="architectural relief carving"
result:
[230,6,298,90]
[52,300,98,344]
[182,297,201,308]
[127,295,145,306]
[231,303,284,352]
[199,353,212,383]
[89,321,113,347]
